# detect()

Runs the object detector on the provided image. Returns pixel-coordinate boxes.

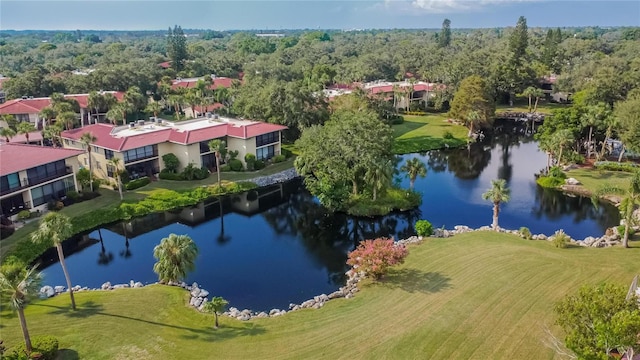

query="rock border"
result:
[39,224,632,319]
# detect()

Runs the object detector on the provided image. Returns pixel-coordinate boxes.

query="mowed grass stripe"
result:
[1,232,638,360]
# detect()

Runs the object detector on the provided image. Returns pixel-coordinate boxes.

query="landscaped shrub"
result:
[66,191,80,202]
[159,170,184,180]
[120,169,130,184]
[47,200,64,211]
[617,225,636,237]
[552,229,570,248]
[228,150,239,160]
[347,238,408,279]
[229,159,243,171]
[254,160,265,170]
[245,153,256,171]
[273,154,286,163]
[519,227,532,240]
[220,165,231,172]
[548,166,566,179]
[346,188,422,216]
[125,177,151,190]
[391,116,404,125]
[281,148,293,159]
[17,210,31,221]
[76,168,91,190]
[401,111,428,116]
[565,151,585,165]
[414,220,434,237]
[536,176,565,188]
[442,130,454,139]
[594,161,640,173]
[162,153,180,173]
[8,335,59,360]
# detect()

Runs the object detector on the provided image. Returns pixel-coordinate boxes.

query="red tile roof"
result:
[61,120,287,151]
[0,143,83,175]
[1,131,43,144]
[158,61,172,69]
[170,77,235,91]
[0,92,124,115]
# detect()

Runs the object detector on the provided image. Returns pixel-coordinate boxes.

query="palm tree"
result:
[39,106,56,127]
[202,297,228,329]
[152,234,199,283]
[87,91,105,124]
[1,114,17,129]
[364,160,393,201]
[531,88,544,113]
[582,103,610,159]
[521,87,537,112]
[43,123,63,148]
[31,212,76,310]
[16,122,36,144]
[0,262,42,353]
[145,101,163,118]
[594,171,640,248]
[0,127,16,142]
[482,179,511,230]
[109,157,123,200]
[80,132,98,192]
[56,111,77,131]
[400,157,427,190]
[208,139,226,189]
[106,107,123,125]
[465,110,482,138]
[551,129,574,166]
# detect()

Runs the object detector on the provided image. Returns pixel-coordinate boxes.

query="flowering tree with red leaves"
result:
[347,238,408,279]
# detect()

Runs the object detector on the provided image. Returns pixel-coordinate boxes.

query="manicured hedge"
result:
[8,335,59,360]
[125,177,151,190]
[594,161,640,173]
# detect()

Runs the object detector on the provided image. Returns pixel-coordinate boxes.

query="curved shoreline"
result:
[559,184,622,205]
[38,224,629,322]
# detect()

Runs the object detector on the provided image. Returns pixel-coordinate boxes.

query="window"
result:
[30,178,76,207]
[0,173,20,193]
[26,160,67,185]
[105,150,114,160]
[93,146,100,153]
[256,145,275,161]
[256,132,279,147]
[123,145,157,163]
[84,158,88,166]
[106,164,115,178]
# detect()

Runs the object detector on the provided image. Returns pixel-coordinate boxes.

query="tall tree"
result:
[400,157,427,190]
[57,111,77,130]
[202,297,229,329]
[16,122,36,144]
[152,234,199,283]
[582,103,610,159]
[39,106,56,127]
[208,139,226,189]
[145,101,163,118]
[364,160,393,201]
[615,93,640,161]
[80,132,98,192]
[167,25,188,72]
[439,19,452,48]
[449,75,495,135]
[43,123,63,148]
[482,179,511,230]
[1,114,18,130]
[0,262,42,353]
[31,212,76,310]
[108,157,124,200]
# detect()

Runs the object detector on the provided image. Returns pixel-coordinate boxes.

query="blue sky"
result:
[1,0,638,30]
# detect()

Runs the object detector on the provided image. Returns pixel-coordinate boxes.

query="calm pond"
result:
[39,127,620,311]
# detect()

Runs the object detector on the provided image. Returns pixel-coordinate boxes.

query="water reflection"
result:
[39,123,620,311]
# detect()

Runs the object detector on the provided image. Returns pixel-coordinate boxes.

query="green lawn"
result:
[392,114,468,154]
[496,102,570,115]
[2,231,638,359]
[565,168,633,197]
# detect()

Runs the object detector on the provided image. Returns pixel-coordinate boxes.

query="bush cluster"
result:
[594,161,640,172]
[17,210,31,221]
[245,154,257,171]
[272,154,286,163]
[414,220,433,237]
[552,229,570,248]
[519,226,532,240]
[228,159,243,171]
[347,238,408,279]
[281,148,293,159]
[347,188,422,217]
[7,336,59,360]
[254,159,265,170]
[400,111,428,116]
[442,130,454,140]
[125,177,151,190]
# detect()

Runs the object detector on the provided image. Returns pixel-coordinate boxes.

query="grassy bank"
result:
[1,231,638,359]
[392,114,468,154]
[565,168,633,194]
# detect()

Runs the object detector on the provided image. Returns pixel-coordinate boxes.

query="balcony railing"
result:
[0,167,73,196]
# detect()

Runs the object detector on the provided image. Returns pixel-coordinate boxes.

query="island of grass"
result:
[2,231,638,359]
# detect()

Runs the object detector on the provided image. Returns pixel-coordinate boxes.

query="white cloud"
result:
[383,0,541,14]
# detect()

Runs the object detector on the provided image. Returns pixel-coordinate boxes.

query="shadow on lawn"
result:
[380,269,452,294]
[33,301,266,340]
[57,349,80,360]
[179,322,266,342]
